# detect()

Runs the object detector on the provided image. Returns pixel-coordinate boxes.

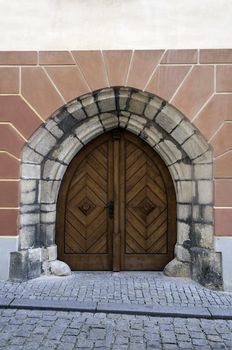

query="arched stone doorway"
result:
[9,87,222,289]
[56,129,177,271]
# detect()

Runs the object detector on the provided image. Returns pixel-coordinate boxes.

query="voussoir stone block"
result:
[21,145,43,164]
[144,96,163,120]
[80,94,98,117]
[97,88,116,112]
[171,119,195,144]
[127,114,147,135]
[141,125,163,147]
[156,107,183,133]
[182,134,209,159]
[99,113,119,130]
[119,115,129,128]
[155,140,183,165]
[52,135,82,164]
[193,149,213,164]
[128,92,149,115]
[40,180,61,204]
[43,160,67,180]
[45,119,64,139]
[168,162,192,181]
[66,100,86,121]
[29,128,57,156]
[75,116,103,144]
[118,87,130,110]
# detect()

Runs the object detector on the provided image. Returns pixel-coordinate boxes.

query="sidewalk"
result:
[0,272,232,319]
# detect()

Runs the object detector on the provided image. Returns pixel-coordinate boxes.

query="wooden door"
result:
[56,129,176,270]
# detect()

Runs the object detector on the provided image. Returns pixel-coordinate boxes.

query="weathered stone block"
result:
[45,119,64,138]
[80,95,98,117]
[28,247,42,279]
[156,108,182,133]
[67,100,86,121]
[197,180,213,204]
[20,204,39,214]
[43,160,67,180]
[168,162,192,181]
[40,180,61,204]
[75,117,104,144]
[21,164,40,179]
[40,223,55,246]
[203,205,213,223]
[29,128,57,156]
[144,97,163,119]
[52,135,82,164]
[127,114,147,135]
[155,140,183,165]
[191,247,222,289]
[19,225,37,249]
[141,125,163,147]
[21,213,40,226]
[9,250,28,281]
[193,149,213,164]
[176,181,194,203]
[175,244,191,262]
[21,180,38,205]
[22,145,43,164]
[119,115,129,128]
[182,134,209,160]
[164,258,191,277]
[177,221,190,244]
[118,88,130,110]
[192,223,214,249]
[128,92,149,115]
[171,119,195,144]
[97,88,116,112]
[177,204,192,221]
[194,163,212,179]
[99,113,118,130]
[41,210,56,224]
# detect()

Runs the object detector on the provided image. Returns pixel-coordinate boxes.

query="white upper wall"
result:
[1,0,232,50]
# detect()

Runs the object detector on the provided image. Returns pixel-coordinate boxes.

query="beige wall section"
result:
[0,0,232,50]
[0,237,18,280]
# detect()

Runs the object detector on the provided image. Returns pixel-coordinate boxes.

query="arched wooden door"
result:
[56,129,176,271]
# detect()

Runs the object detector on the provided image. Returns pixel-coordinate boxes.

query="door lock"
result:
[107,201,114,219]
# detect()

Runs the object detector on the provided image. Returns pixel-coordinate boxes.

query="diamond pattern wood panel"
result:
[125,140,168,254]
[65,143,109,254]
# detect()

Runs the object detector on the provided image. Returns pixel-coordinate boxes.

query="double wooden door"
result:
[56,129,176,271]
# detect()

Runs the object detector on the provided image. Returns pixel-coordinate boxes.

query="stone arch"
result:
[10,87,222,288]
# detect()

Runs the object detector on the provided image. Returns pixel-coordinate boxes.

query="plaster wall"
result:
[0,0,232,50]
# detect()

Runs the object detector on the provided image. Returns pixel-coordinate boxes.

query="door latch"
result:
[107,201,114,219]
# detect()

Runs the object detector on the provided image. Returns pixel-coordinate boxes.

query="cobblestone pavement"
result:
[0,272,232,309]
[0,308,232,349]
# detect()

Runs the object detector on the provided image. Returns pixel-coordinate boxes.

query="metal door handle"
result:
[107,201,114,219]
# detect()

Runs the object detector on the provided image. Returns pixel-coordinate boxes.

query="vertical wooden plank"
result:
[120,131,126,270]
[108,136,114,270]
[112,130,121,271]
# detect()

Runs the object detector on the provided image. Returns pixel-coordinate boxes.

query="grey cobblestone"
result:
[0,308,232,349]
[1,272,232,309]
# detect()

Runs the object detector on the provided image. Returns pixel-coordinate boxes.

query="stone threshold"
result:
[0,297,232,320]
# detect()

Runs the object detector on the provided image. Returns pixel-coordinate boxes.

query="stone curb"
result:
[0,298,232,319]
